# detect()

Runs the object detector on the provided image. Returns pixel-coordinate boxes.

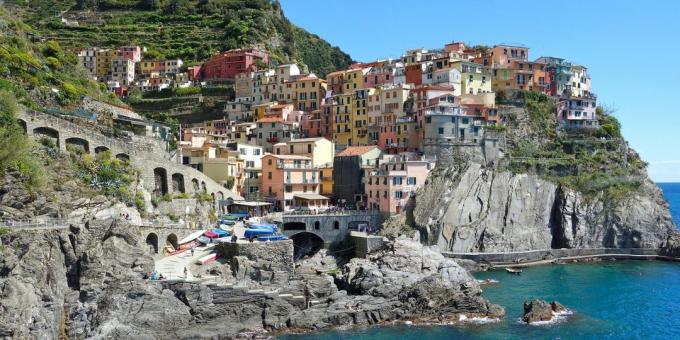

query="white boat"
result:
[178,230,206,245]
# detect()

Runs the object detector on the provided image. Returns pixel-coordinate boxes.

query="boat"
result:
[257,235,286,242]
[248,222,277,232]
[178,230,206,245]
[211,228,230,238]
[197,253,217,265]
[197,236,212,245]
[244,228,275,239]
[220,220,236,226]
[506,267,522,274]
[203,230,219,238]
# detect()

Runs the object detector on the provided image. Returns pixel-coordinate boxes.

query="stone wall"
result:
[218,240,294,282]
[442,247,669,265]
[350,232,386,258]
[280,212,384,245]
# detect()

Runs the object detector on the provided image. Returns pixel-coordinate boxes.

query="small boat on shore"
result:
[506,267,522,275]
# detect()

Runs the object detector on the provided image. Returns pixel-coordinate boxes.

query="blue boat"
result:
[244,228,275,239]
[257,235,286,242]
[211,228,230,238]
[248,222,277,232]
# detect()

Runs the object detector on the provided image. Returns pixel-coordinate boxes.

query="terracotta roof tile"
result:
[336,145,380,157]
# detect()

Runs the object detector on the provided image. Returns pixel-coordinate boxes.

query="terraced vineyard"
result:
[5,0,353,77]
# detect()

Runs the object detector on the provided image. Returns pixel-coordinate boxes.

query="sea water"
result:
[280,184,680,339]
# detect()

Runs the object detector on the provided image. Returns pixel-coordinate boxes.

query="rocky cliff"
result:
[412,162,678,253]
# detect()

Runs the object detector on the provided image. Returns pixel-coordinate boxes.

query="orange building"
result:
[261,154,328,211]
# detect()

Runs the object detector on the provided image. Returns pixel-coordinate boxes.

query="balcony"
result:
[302,178,319,184]
[278,163,313,169]
[266,136,279,143]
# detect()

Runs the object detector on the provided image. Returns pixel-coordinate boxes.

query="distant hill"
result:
[5,0,353,77]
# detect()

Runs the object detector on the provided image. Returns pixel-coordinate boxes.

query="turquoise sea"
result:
[281,183,680,340]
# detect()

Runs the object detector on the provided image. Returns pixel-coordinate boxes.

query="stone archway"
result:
[153,167,168,196]
[191,178,200,192]
[217,191,224,201]
[145,233,159,255]
[314,221,321,230]
[201,181,207,193]
[95,146,110,155]
[166,233,179,250]
[17,119,27,134]
[116,153,130,161]
[289,232,325,260]
[33,127,59,147]
[65,137,90,153]
[172,173,185,193]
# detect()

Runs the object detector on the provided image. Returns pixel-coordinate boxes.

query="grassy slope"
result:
[6,0,352,77]
[0,6,118,110]
[502,91,645,199]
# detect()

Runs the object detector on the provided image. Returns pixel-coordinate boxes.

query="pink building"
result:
[365,153,435,214]
[119,46,142,63]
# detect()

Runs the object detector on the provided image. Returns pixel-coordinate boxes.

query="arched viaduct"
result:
[278,212,383,246]
[16,108,242,209]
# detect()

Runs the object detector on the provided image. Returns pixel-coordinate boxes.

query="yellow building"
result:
[451,61,492,95]
[318,164,334,197]
[253,102,276,120]
[343,68,369,92]
[351,87,375,146]
[332,92,353,147]
[96,49,119,79]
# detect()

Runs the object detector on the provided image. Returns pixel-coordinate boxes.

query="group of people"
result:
[142,271,164,281]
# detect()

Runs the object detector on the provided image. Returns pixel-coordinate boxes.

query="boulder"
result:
[522,299,568,323]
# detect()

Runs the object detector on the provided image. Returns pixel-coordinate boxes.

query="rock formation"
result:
[413,163,678,253]
[522,299,568,323]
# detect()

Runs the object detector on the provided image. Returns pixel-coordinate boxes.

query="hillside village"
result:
[74,41,600,214]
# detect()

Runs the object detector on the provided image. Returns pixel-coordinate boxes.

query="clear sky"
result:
[280,0,680,182]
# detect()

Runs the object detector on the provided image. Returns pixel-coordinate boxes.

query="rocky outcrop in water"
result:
[522,299,567,323]
[413,163,677,253]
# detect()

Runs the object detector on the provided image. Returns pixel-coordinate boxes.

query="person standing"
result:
[183,266,188,278]
[190,247,195,257]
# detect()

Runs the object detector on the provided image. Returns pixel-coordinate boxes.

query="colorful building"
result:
[261,154,327,211]
[365,153,435,214]
[332,145,383,207]
[201,48,269,80]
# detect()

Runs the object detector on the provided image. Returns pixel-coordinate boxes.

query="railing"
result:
[0,218,75,230]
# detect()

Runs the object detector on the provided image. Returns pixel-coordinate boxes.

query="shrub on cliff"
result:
[72,150,138,204]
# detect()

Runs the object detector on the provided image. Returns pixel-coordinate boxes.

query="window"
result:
[462,118,469,124]
[307,144,312,153]
[240,148,247,155]
[407,177,416,185]
[438,127,444,135]
[268,172,272,179]
[285,185,292,193]
[268,159,272,165]
[254,149,261,155]
[289,145,294,154]
[395,191,403,199]
[393,177,403,185]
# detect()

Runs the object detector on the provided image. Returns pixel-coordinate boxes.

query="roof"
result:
[336,145,380,157]
[293,193,330,200]
[256,117,283,123]
[286,137,326,143]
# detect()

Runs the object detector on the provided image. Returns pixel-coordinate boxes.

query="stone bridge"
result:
[275,211,384,247]
[16,108,242,208]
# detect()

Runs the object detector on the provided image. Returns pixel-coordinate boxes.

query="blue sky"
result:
[281,0,680,182]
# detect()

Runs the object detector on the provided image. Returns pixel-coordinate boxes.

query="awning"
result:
[232,201,273,207]
[293,193,330,200]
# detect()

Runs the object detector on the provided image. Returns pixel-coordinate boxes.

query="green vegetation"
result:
[72,150,138,203]
[9,0,352,77]
[0,7,118,109]
[134,191,146,215]
[0,90,46,189]
[194,191,213,203]
[174,192,190,199]
[504,93,644,200]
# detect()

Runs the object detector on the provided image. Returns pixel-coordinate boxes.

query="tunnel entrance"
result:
[290,232,324,260]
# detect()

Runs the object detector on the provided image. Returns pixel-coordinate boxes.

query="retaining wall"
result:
[442,248,666,265]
